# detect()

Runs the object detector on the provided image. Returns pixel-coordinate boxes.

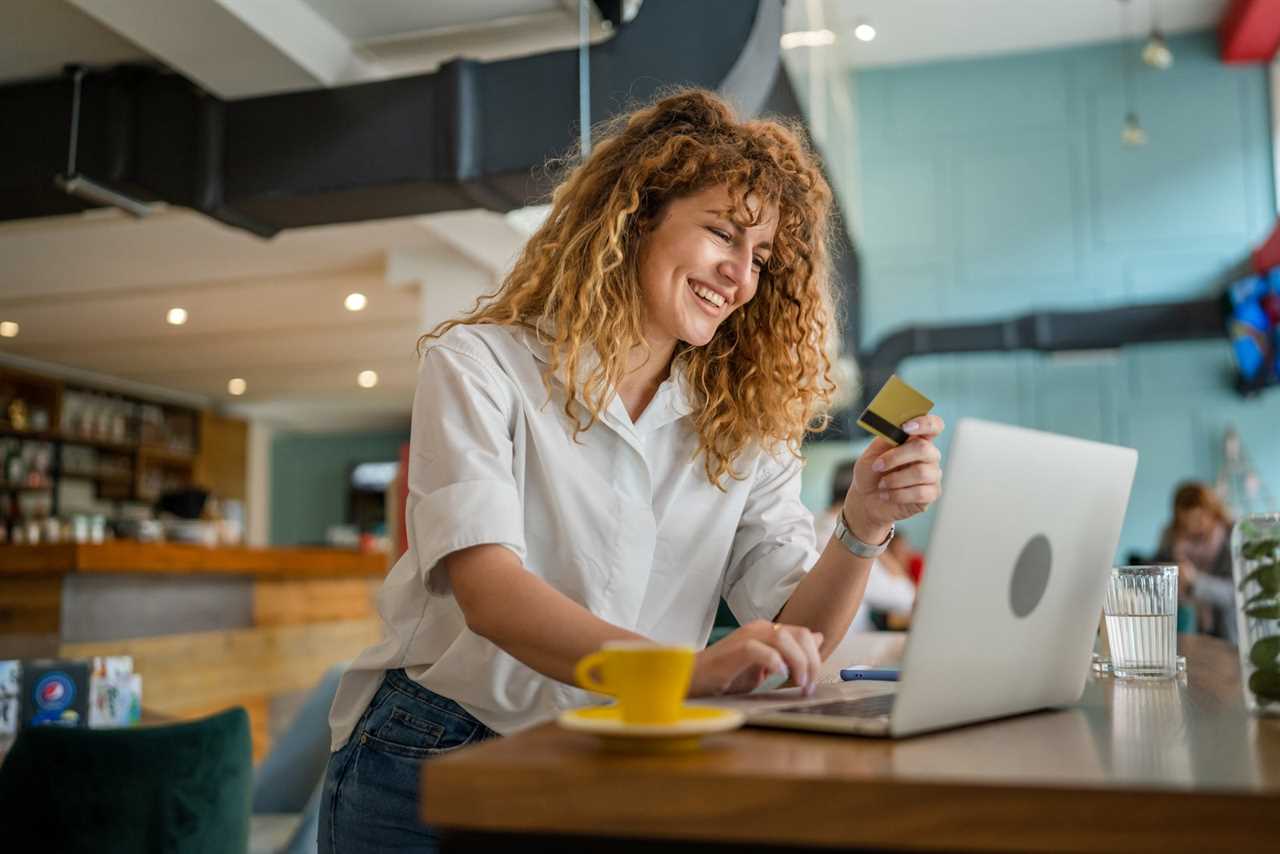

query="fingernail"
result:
[804,682,816,697]
[879,489,889,500]
[873,459,886,472]
[904,421,920,433]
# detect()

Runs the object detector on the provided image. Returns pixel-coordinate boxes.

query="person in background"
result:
[1156,481,1236,642]
[814,458,916,632]
[886,528,925,587]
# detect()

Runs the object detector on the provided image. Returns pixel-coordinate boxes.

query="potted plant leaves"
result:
[1233,513,1280,715]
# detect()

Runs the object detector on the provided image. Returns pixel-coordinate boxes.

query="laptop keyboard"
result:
[771,693,896,718]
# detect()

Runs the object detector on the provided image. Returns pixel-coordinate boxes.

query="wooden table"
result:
[422,635,1280,852]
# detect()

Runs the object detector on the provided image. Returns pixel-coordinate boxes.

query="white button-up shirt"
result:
[328,323,819,746]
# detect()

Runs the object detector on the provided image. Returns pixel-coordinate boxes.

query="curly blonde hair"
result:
[419,88,839,487]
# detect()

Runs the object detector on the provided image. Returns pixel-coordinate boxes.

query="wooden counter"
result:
[0,541,387,578]
[422,635,1280,853]
[0,541,390,762]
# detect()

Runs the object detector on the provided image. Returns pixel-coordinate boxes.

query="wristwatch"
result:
[833,510,895,559]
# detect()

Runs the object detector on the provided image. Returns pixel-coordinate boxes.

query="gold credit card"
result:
[856,375,934,445]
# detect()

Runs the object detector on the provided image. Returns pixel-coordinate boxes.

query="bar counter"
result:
[0,540,388,578]
[0,541,388,760]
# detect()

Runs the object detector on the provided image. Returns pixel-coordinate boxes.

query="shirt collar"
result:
[515,324,695,429]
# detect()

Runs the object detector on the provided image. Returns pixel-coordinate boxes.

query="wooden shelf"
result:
[58,433,139,454]
[0,428,141,452]
[0,428,57,443]
[0,481,53,492]
[1,367,204,509]
[60,470,133,484]
[138,445,196,465]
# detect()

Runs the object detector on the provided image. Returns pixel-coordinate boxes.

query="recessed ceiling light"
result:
[854,22,877,42]
[344,292,368,312]
[780,29,835,50]
[0,321,18,338]
[357,370,378,388]
[227,378,247,396]
[166,307,188,326]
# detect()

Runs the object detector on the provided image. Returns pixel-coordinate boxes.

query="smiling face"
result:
[636,184,778,352]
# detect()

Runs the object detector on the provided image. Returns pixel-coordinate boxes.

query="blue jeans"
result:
[318,669,499,853]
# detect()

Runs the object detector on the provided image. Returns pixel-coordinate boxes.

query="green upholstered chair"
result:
[0,706,253,854]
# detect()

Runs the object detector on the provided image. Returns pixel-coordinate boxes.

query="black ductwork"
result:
[1,0,781,237]
[820,295,1230,440]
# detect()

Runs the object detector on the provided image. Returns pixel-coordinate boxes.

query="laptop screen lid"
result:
[888,418,1137,737]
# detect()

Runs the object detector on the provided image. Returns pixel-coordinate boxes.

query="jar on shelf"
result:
[1232,513,1280,716]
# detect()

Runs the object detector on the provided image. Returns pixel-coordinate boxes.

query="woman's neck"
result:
[615,336,677,422]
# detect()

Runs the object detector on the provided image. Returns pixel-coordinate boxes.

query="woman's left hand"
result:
[843,415,945,540]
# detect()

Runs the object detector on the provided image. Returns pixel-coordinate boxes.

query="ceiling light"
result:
[854,22,877,42]
[780,29,836,50]
[0,321,18,338]
[357,370,378,389]
[1142,31,1173,69]
[344,292,368,312]
[1122,113,1148,146]
[227,378,247,396]
[166,307,188,326]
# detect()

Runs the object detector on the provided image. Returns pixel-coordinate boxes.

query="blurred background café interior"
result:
[1,0,1278,850]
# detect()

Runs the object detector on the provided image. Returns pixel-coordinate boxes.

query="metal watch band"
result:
[833,511,895,559]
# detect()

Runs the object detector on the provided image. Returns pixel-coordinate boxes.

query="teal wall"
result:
[802,32,1279,560]
[270,430,408,546]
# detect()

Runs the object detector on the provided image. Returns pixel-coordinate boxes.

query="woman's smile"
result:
[688,278,728,316]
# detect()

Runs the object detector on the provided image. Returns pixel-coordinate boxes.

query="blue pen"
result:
[839,666,900,682]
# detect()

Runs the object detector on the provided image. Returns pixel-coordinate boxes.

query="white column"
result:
[245,418,273,547]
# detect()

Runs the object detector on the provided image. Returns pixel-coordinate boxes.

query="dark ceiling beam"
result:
[0,1,781,237]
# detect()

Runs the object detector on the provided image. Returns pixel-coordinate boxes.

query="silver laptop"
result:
[717,417,1137,738]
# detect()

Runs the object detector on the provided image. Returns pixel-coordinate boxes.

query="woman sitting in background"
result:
[1156,481,1236,642]
[815,459,916,632]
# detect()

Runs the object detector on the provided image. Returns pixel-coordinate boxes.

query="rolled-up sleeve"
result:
[409,343,525,595]
[721,450,820,624]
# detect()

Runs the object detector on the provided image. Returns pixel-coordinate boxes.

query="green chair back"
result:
[0,706,252,854]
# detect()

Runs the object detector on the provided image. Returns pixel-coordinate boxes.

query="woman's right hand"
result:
[688,620,823,698]
[1177,559,1199,599]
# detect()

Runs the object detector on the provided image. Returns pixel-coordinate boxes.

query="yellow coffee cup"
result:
[574,641,695,725]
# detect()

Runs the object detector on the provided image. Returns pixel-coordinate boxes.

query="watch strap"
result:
[833,511,894,559]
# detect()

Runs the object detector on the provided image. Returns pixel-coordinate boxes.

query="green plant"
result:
[1238,560,1279,593]
[1251,636,1280,670]
[1242,538,1280,561]
[1248,667,1280,701]
[1240,524,1280,707]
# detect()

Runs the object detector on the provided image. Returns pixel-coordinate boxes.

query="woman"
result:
[319,90,944,852]
[1156,481,1236,640]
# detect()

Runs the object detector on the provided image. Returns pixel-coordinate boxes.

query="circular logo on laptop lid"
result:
[1009,534,1052,618]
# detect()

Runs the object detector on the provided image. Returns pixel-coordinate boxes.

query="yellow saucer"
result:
[558,704,745,753]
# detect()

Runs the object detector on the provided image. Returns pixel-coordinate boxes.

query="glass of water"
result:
[1102,565,1178,679]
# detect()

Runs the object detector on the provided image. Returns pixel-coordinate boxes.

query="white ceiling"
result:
[805,0,1229,69]
[0,209,465,429]
[0,0,1242,431]
[301,0,575,43]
